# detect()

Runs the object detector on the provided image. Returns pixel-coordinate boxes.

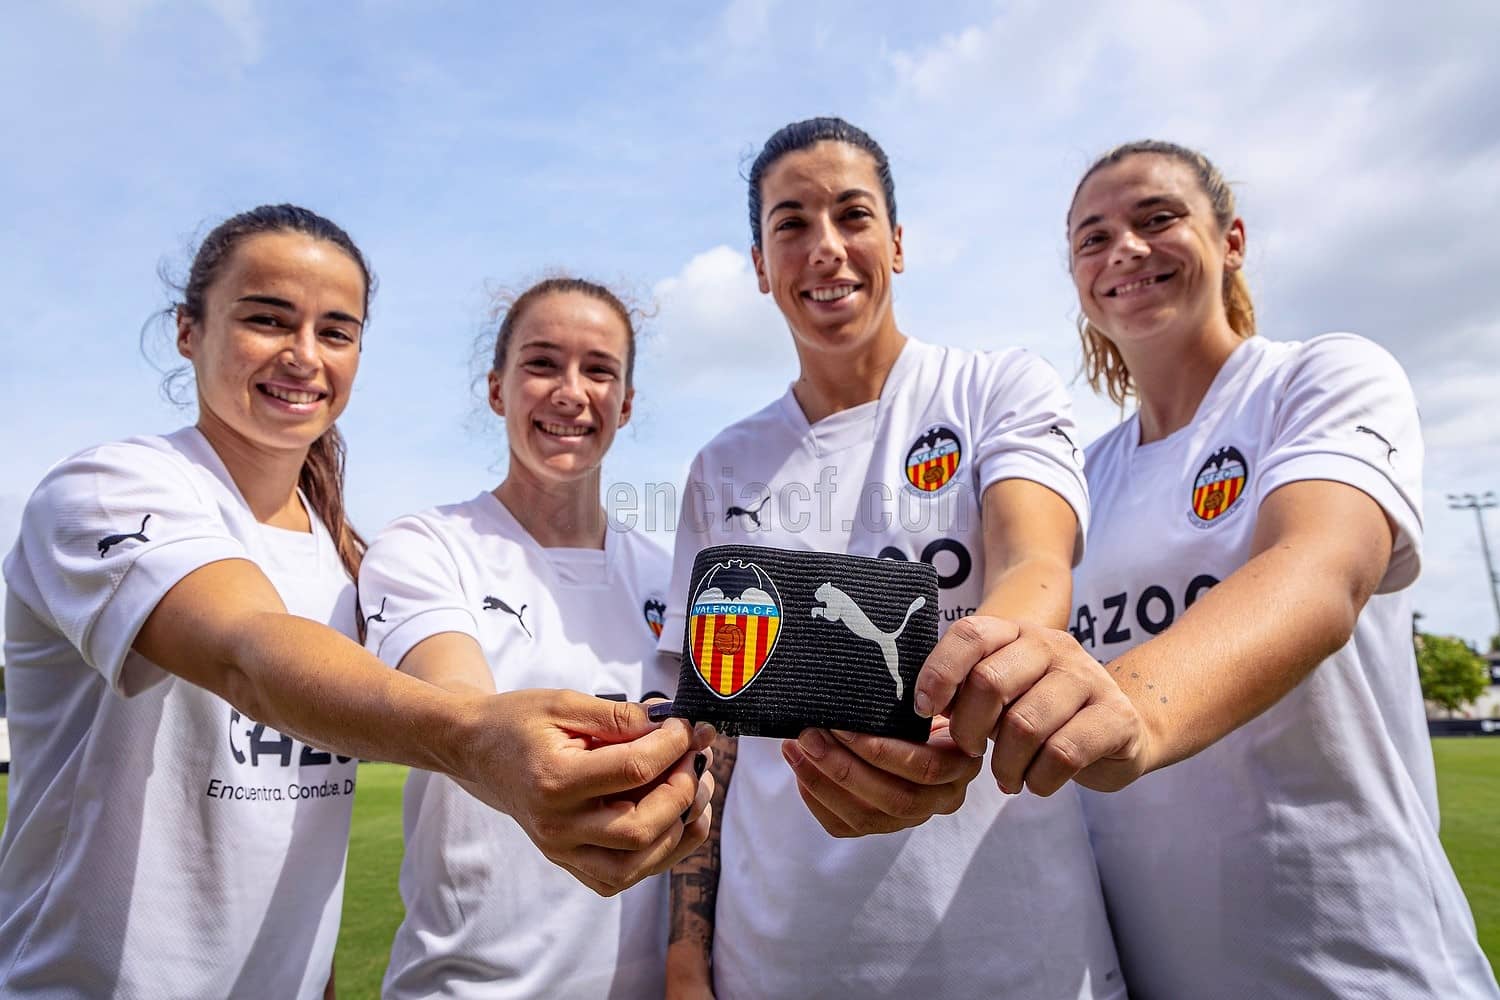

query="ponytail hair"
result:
[1070,140,1255,406]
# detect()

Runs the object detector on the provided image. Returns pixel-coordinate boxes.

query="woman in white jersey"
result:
[359,277,707,998]
[917,142,1499,997]
[662,118,1127,998]
[0,208,710,998]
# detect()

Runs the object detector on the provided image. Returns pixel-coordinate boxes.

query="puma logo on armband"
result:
[97,514,151,557]
[810,582,926,699]
[482,595,531,638]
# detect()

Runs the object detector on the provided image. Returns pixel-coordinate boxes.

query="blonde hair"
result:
[1070,140,1256,406]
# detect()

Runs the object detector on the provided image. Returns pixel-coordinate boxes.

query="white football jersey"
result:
[1074,334,1499,998]
[660,339,1125,998]
[0,427,358,999]
[359,491,675,1000]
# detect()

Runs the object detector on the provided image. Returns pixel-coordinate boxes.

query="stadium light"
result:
[1447,491,1500,638]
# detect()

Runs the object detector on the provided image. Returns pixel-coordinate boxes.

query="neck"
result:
[1121,318,1243,445]
[494,464,606,549]
[792,326,906,424]
[195,410,311,529]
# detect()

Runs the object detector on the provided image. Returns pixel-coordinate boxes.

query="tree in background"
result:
[1417,634,1488,716]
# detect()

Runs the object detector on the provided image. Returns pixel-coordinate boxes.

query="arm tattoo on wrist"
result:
[670,734,738,953]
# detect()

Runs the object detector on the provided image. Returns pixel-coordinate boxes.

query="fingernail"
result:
[782,741,804,767]
[798,729,828,760]
[647,701,675,723]
[830,729,855,744]
[681,807,691,823]
[693,722,716,744]
[914,691,932,717]
[694,752,707,778]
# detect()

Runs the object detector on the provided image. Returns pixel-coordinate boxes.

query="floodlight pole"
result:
[1447,491,1500,638]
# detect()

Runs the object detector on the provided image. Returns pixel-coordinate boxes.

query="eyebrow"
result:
[765,188,877,220]
[518,340,623,363]
[1071,195,1186,236]
[235,294,363,326]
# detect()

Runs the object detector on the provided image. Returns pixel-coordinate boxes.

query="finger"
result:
[562,720,695,799]
[913,616,1020,719]
[1033,702,1142,796]
[783,737,938,835]
[682,766,715,826]
[945,633,1055,756]
[577,749,704,848]
[566,804,704,893]
[552,857,617,898]
[791,778,859,838]
[826,728,981,787]
[548,689,676,742]
[795,730,978,821]
[990,669,1092,795]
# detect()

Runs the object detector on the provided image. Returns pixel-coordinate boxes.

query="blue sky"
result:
[4,0,1499,649]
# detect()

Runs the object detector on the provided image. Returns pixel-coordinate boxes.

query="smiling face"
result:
[488,290,634,487]
[751,141,905,363]
[1068,153,1244,352]
[177,231,366,456]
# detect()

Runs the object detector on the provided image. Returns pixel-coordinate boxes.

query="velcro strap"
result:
[670,544,937,741]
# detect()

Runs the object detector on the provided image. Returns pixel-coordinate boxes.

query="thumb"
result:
[547,689,673,745]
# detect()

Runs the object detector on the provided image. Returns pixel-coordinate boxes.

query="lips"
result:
[257,382,327,405]
[535,420,594,438]
[803,283,861,303]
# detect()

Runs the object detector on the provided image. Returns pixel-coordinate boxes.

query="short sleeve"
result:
[1255,334,1423,593]
[358,515,480,669]
[971,350,1091,563]
[659,452,713,657]
[7,442,248,695]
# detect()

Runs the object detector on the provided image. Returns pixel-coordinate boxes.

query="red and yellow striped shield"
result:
[904,425,962,493]
[1190,446,1249,524]
[686,559,784,699]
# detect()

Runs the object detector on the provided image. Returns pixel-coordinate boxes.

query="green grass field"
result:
[1,739,1496,995]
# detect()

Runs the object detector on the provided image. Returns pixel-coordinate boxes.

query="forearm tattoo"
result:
[670,733,738,953]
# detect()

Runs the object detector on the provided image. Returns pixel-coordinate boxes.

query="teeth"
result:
[263,385,321,404]
[1112,274,1165,297]
[809,285,856,302]
[538,421,592,438]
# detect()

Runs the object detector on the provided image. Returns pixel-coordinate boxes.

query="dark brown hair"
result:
[746,117,897,248]
[174,204,372,580]
[1069,140,1256,406]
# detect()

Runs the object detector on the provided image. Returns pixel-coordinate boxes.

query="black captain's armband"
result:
[670,544,938,741]
[1071,574,1219,649]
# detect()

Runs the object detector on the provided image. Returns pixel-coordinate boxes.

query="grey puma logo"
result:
[483,595,531,638]
[1355,425,1396,463]
[725,494,770,528]
[810,583,926,699]
[98,514,151,557]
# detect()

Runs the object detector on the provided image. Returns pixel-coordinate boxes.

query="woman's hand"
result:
[780,716,984,836]
[915,617,1151,795]
[459,689,716,896]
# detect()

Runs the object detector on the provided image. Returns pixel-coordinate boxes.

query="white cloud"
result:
[65,0,262,64]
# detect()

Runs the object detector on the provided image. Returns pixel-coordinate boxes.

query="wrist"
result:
[666,940,712,983]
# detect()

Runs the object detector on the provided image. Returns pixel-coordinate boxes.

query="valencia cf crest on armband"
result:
[686,560,784,698]
[904,424,962,494]
[1189,445,1249,527]
[643,598,666,638]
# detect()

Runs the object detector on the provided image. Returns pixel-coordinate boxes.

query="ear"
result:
[175,307,195,360]
[751,244,771,295]
[1223,217,1246,273]
[618,385,635,430]
[487,369,505,418]
[891,223,905,275]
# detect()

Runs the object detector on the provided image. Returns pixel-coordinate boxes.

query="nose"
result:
[809,215,845,270]
[284,323,319,372]
[1109,229,1150,267]
[551,365,587,409]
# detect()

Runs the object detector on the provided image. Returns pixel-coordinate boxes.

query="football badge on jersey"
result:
[643,598,666,638]
[687,559,784,698]
[904,424,962,494]
[1189,445,1250,527]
